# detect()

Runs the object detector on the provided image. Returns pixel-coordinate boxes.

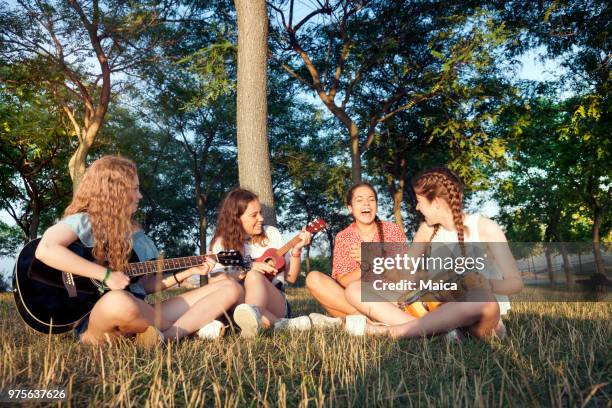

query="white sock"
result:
[309,313,342,328]
[274,316,312,331]
[345,315,367,336]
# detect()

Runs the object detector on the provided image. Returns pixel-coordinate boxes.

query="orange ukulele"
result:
[256,218,327,278]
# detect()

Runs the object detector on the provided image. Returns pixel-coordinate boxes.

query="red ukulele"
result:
[256,218,327,276]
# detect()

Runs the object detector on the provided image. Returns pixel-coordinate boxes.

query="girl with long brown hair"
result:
[305,182,406,326]
[343,167,523,339]
[207,188,312,337]
[35,155,243,345]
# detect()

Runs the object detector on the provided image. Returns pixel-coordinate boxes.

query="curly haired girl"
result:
[35,156,243,344]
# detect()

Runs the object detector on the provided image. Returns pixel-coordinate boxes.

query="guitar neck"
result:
[124,254,215,277]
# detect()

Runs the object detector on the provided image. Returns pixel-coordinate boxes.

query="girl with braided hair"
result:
[343,167,523,339]
[305,183,406,327]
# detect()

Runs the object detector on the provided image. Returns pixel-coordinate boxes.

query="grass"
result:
[0,289,610,407]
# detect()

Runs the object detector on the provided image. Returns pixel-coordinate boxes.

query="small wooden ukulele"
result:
[256,218,327,275]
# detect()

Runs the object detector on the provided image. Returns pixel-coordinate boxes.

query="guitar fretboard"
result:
[124,255,214,277]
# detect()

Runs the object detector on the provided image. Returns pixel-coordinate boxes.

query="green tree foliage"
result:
[493,0,610,273]
[269,0,515,184]
[0,62,72,245]
[94,3,240,263]
[0,0,183,190]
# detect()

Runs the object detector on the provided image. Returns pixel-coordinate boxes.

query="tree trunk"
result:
[560,243,573,286]
[67,96,110,192]
[305,245,311,274]
[234,0,277,226]
[592,210,605,275]
[199,213,208,287]
[389,157,407,228]
[68,138,91,193]
[349,122,361,184]
[326,229,335,274]
[543,214,558,284]
[29,198,40,240]
[545,247,554,285]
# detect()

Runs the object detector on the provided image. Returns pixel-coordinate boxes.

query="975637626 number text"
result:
[0,388,67,402]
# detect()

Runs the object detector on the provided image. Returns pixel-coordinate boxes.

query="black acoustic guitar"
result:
[12,238,251,334]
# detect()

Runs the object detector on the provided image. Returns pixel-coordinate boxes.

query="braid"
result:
[429,224,440,241]
[374,215,386,257]
[442,177,466,256]
[375,216,384,242]
[413,167,466,256]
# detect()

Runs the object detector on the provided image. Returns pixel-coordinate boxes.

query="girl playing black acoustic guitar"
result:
[35,155,244,345]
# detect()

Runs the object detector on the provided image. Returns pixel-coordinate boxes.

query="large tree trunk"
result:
[234,0,277,226]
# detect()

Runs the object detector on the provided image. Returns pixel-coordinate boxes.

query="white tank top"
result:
[431,214,511,315]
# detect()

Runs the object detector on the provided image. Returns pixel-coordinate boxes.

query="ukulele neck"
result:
[276,235,303,257]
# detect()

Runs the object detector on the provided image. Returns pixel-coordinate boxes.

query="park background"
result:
[0,1,610,406]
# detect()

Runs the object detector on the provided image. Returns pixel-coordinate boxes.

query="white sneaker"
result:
[345,315,367,336]
[197,320,226,340]
[309,313,342,329]
[274,316,312,331]
[233,304,262,338]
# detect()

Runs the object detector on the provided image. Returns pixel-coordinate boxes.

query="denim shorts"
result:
[273,281,291,318]
[74,317,89,340]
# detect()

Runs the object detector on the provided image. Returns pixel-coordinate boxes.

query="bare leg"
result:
[344,280,416,325]
[243,270,286,327]
[305,271,359,318]
[160,279,244,340]
[366,301,500,339]
[81,291,171,345]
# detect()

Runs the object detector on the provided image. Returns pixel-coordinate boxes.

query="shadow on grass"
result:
[0,291,609,407]
[288,292,611,407]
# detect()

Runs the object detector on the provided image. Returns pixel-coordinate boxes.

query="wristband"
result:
[99,268,111,293]
[173,272,181,287]
[291,249,302,257]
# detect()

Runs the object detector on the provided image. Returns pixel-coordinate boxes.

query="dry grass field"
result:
[0,288,610,407]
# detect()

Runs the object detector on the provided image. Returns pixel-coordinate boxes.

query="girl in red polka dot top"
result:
[305,183,406,319]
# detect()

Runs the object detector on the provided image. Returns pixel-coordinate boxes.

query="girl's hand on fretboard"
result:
[189,258,217,276]
[294,228,312,251]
